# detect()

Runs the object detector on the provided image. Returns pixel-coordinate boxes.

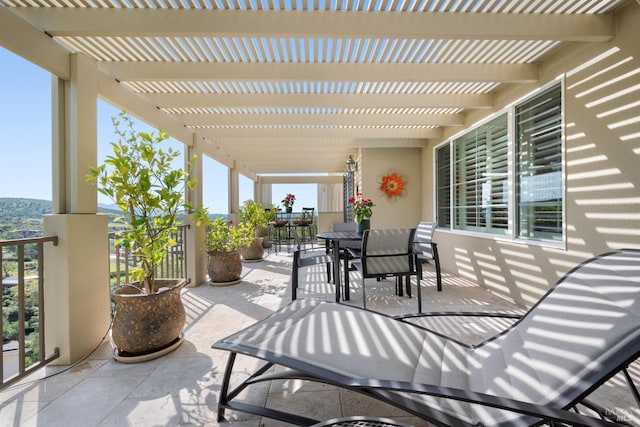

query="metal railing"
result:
[108,224,189,290]
[0,236,60,389]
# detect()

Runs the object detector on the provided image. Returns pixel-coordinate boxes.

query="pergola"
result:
[0,0,623,175]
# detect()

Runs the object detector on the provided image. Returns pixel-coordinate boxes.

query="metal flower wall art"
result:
[380,172,406,199]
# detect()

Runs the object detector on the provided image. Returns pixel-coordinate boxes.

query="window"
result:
[435,82,563,243]
[435,144,450,228]
[516,84,563,241]
[453,114,509,235]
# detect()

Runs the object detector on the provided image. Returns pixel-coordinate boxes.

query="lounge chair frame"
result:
[214,249,640,426]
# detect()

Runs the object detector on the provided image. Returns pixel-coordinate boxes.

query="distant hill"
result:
[0,197,123,217]
[0,197,51,217]
[0,198,225,240]
[0,198,126,239]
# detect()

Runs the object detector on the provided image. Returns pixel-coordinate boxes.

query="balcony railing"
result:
[108,225,189,291]
[1,235,60,389]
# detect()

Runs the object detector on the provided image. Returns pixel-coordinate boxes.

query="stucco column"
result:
[44,53,111,365]
[260,180,273,208]
[228,163,240,224]
[185,134,207,286]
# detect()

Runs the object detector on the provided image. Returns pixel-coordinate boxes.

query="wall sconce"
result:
[346,155,358,173]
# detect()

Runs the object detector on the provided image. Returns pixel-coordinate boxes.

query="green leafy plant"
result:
[239,200,269,235]
[193,207,253,252]
[87,111,196,294]
[348,192,375,223]
[265,205,278,222]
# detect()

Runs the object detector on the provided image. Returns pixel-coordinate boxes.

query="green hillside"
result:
[0,197,123,240]
[0,197,51,218]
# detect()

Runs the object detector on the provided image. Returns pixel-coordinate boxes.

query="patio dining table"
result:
[316,231,362,301]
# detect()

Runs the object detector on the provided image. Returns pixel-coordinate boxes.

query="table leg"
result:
[332,239,342,302]
[343,249,350,301]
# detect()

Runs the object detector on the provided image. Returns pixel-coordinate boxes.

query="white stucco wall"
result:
[360,147,423,230]
[422,2,640,307]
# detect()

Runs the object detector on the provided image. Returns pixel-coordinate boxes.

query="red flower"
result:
[281,193,296,208]
[349,192,375,223]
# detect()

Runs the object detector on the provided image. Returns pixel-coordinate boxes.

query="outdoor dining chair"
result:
[414,221,442,291]
[290,227,335,301]
[348,228,420,312]
[213,249,640,427]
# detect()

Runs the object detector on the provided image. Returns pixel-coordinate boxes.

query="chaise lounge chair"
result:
[213,249,640,426]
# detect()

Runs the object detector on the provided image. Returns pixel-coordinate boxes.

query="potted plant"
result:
[87,111,196,362]
[262,205,278,249]
[265,205,278,223]
[239,200,269,261]
[349,192,375,236]
[281,193,296,213]
[193,207,253,284]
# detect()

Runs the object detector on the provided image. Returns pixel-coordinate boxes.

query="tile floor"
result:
[1,249,637,426]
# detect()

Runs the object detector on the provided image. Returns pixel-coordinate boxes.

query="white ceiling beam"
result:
[181,112,464,127]
[194,126,442,139]
[259,175,344,184]
[206,137,428,148]
[145,92,494,109]
[16,9,614,42]
[103,62,538,83]
[215,148,354,173]
[98,74,194,146]
[0,8,70,79]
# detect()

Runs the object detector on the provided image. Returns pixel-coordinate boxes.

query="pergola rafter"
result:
[1,0,624,175]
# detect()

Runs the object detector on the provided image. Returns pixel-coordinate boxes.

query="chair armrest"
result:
[346,247,362,259]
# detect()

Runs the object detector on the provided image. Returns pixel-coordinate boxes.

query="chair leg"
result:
[433,245,442,292]
[291,252,299,300]
[395,276,403,296]
[343,252,351,301]
[405,274,411,298]
[217,352,236,421]
[417,272,422,313]
[291,267,298,300]
[362,277,367,310]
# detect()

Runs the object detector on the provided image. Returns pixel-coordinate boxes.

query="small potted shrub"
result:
[194,207,253,284]
[239,200,269,261]
[87,111,196,361]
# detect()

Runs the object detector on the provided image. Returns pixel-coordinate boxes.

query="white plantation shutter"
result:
[516,84,563,241]
[453,114,509,235]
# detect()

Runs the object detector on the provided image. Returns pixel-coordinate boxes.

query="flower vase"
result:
[285,206,293,213]
[356,219,371,237]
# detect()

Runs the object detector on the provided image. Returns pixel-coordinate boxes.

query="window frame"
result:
[433,79,566,248]
[452,113,510,235]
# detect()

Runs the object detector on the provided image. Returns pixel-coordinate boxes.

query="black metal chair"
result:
[214,249,640,427]
[290,228,335,301]
[414,221,442,291]
[293,207,315,248]
[349,228,420,312]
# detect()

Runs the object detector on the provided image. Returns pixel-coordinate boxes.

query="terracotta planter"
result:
[256,226,272,248]
[208,250,243,284]
[242,237,265,261]
[111,278,186,360]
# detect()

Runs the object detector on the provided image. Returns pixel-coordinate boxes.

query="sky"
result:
[0,47,316,214]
